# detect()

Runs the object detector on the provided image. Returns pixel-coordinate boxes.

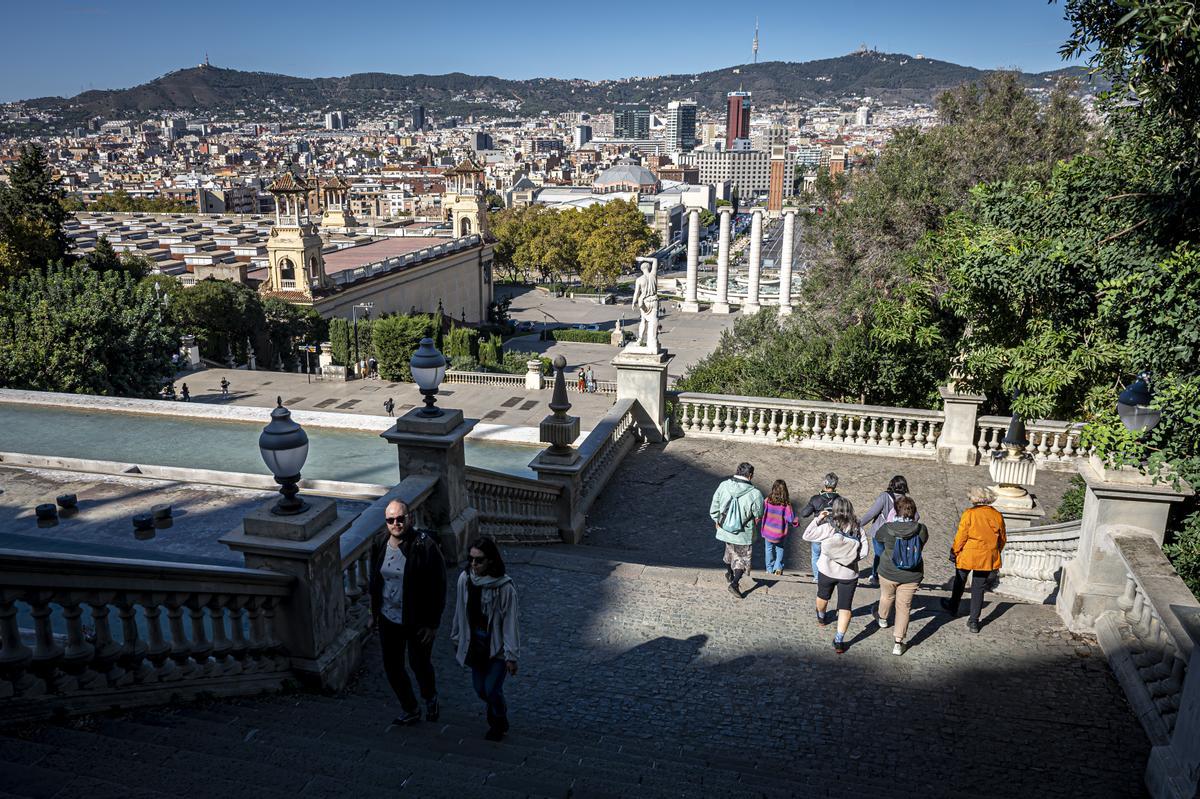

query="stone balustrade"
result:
[672,392,943,459]
[465,467,563,543]
[0,550,293,724]
[578,398,643,507]
[566,379,618,396]
[977,415,1086,471]
[443,370,527,388]
[993,520,1082,603]
[1096,534,1200,747]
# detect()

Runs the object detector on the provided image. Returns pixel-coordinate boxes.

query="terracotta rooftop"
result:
[267,172,308,193]
[320,237,454,276]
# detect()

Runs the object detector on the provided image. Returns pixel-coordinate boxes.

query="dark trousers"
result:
[471,657,509,732]
[949,569,991,622]
[379,617,436,712]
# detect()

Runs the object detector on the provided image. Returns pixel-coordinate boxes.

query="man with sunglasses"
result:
[369,499,447,726]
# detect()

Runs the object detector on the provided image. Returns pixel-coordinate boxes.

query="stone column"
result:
[1057,457,1193,632]
[935,386,986,466]
[381,407,479,564]
[778,210,795,315]
[524,359,544,391]
[713,207,732,314]
[682,208,700,313]
[220,497,359,691]
[744,209,763,313]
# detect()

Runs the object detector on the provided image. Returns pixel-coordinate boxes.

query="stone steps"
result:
[0,686,863,799]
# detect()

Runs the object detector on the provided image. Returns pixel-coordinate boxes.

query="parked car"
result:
[571,324,601,331]
[515,320,538,333]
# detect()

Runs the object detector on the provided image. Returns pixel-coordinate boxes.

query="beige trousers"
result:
[878,576,919,641]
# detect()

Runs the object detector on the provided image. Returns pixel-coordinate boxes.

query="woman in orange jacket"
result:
[940,486,1006,633]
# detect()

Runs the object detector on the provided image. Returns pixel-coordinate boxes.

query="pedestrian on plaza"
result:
[760,479,798,575]
[803,497,868,653]
[708,462,765,599]
[859,475,917,587]
[180,383,190,402]
[220,377,230,397]
[577,368,586,393]
[450,536,520,742]
[368,357,378,379]
[942,487,1006,633]
[369,499,447,726]
[873,495,928,656]
[384,397,396,417]
[585,366,596,393]
[798,473,841,581]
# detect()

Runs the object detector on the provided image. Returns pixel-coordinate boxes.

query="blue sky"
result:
[1,0,1081,102]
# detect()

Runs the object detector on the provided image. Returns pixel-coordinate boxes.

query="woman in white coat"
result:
[451,536,520,741]
[802,497,869,654]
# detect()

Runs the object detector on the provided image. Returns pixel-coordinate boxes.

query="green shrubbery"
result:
[546,328,611,345]
[1053,475,1086,523]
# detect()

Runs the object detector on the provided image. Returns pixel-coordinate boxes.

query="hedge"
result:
[545,328,611,344]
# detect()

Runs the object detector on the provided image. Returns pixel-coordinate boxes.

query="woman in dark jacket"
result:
[873,495,928,656]
[859,475,917,586]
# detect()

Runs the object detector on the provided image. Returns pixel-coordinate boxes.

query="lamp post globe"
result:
[1117,371,1162,434]
[259,397,310,515]
[410,337,447,417]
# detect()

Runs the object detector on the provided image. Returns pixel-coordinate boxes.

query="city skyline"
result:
[1,0,1080,103]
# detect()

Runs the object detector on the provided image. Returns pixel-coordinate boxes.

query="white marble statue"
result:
[629,259,660,352]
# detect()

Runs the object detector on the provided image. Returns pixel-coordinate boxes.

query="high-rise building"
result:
[411,105,426,131]
[573,124,593,149]
[855,105,872,126]
[473,132,494,151]
[614,104,650,139]
[725,91,751,151]
[324,111,349,130]
[666,100,697,152]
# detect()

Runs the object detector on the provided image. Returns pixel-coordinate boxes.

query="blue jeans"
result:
[764,539,785,573]
[471,657,509,732]
[811,541,822,579]
[871,538,885,580]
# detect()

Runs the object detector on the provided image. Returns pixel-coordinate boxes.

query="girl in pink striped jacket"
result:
[761,480,799,575]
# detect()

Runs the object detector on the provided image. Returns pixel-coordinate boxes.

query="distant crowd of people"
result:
[709,462,1006,655]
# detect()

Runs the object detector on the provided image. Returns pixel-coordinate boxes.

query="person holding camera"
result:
[803,497,868,653]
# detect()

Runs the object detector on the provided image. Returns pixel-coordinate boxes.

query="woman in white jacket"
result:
[802,497,868,654]
[451,536,520,741]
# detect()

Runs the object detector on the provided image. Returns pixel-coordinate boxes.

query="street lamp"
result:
[1117,371,1162,434]
[259,397,309,515]
[410,338,447,417]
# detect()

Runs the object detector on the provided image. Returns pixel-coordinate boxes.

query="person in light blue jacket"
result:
[708,462,765,600]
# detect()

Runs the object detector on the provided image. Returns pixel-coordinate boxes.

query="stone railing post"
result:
[524,359,544,391]
[744,209,762,313]
[936,385,985,465]
[1057,456,1193,633]
[713,207,732,314]
[381,406,479,565]
[1147,608,1200,799]
[530,357,585,543]
[682,208,700,313]
[220,497,358,690]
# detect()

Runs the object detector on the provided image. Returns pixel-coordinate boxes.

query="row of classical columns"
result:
[681,206,796,315]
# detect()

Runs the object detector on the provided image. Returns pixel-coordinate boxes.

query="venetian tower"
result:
[442,157,489,239]
[319,174,356,229]
[264,171,328,300]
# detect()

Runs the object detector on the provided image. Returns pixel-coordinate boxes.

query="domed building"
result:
[593,160,661,195]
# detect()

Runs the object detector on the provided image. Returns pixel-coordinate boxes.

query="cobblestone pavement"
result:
[355,551,1148,798]
[584,437,1077,586]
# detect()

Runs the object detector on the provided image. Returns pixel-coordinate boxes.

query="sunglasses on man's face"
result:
[385,515,407,525]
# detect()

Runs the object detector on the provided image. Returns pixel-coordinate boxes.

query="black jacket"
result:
[800,491,841,519]
[368,529,447,629]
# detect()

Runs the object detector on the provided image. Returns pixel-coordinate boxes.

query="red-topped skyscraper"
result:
[725,91,752,151]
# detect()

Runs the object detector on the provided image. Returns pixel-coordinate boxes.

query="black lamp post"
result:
[410,338,447,417]
[1117,371,1162,434]
[259,397,310,515]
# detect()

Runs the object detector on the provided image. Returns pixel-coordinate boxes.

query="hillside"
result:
[16,51,1097,124]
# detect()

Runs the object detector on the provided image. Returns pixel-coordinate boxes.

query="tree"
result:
[84,235,150,279]
[697,208,716,228]
[88,189,193,214]
[574,200,659,291]
[0,144,71,282]
[170,278,265,365]
[371,314,432,381]
[0,264,176,397]
[262,298,325,371]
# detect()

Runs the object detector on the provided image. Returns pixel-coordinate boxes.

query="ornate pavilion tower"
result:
[442,158,489,239]
[319,174,356,229]
[264,172,328,300]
